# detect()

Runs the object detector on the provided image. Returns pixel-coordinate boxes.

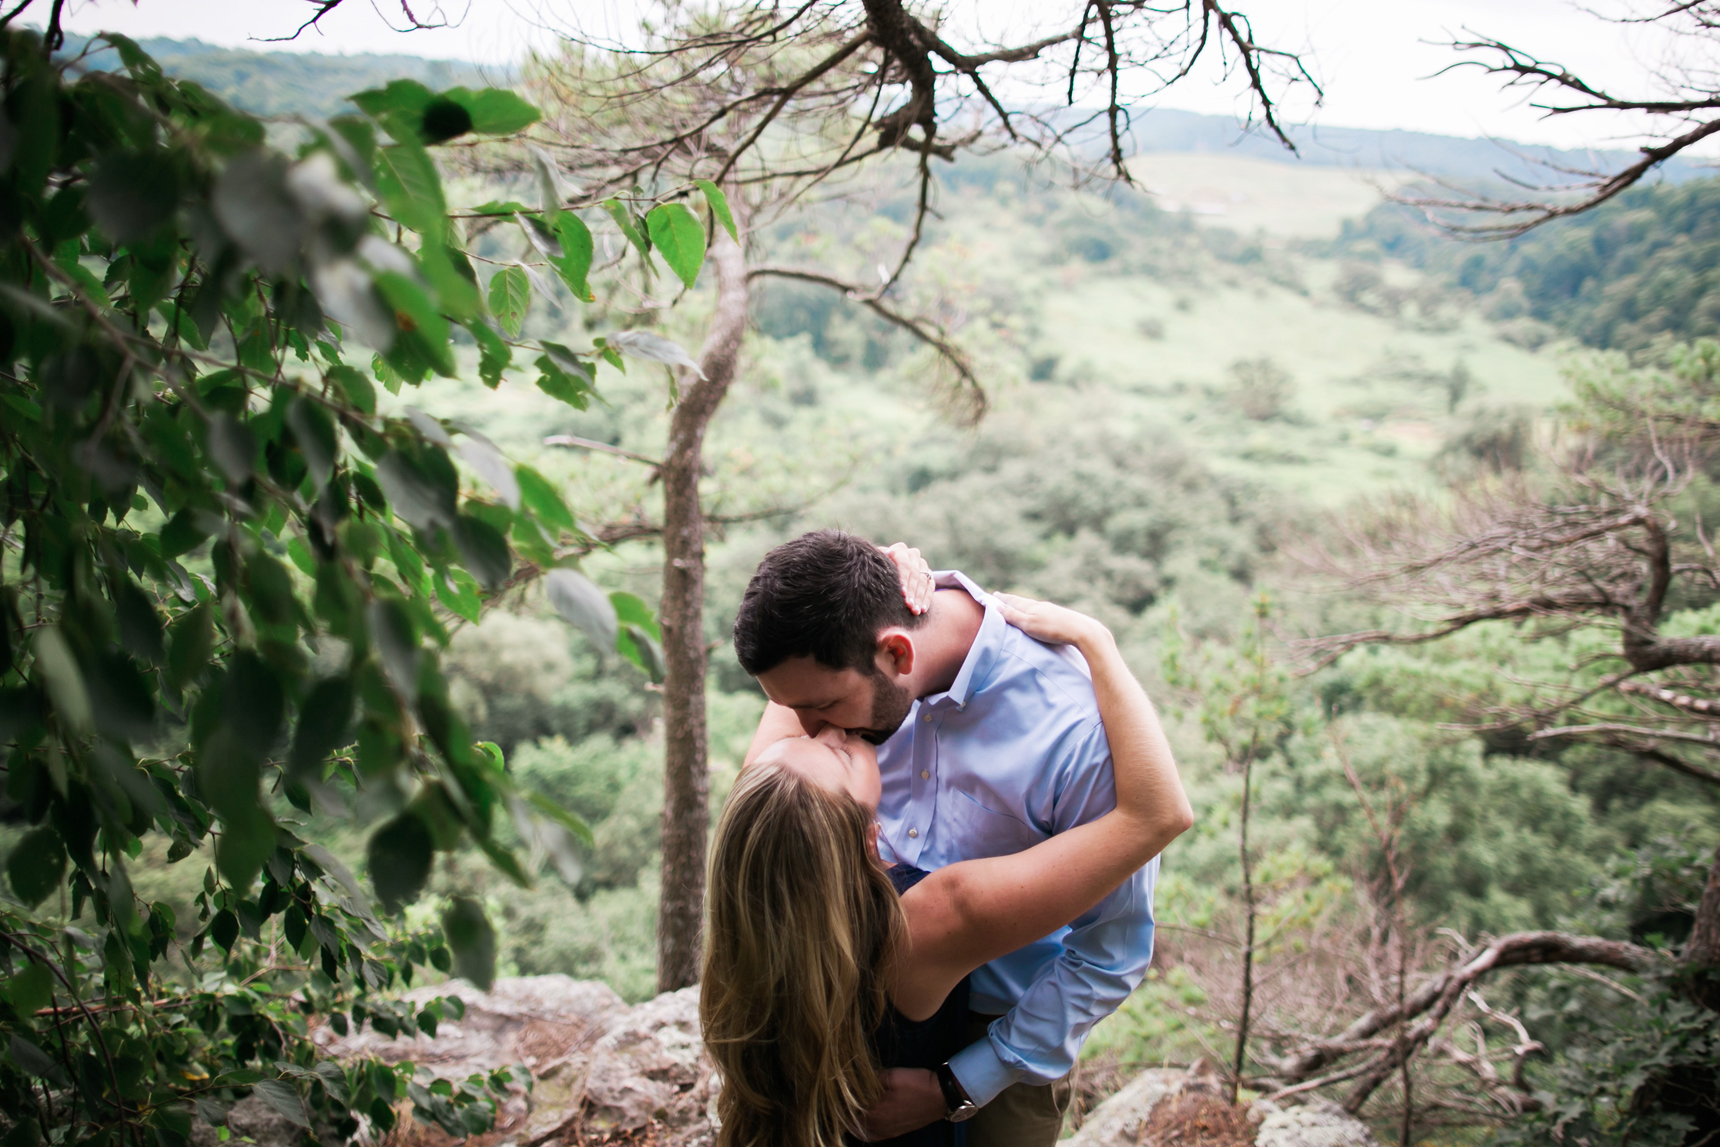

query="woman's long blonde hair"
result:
[701,761,906,1147]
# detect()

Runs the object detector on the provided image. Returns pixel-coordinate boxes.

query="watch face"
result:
[947,1104,979,1124]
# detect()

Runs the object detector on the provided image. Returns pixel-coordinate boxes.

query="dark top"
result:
[854,863,969,1147]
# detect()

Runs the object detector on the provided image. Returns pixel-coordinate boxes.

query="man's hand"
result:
[859,1068,947,1140]
[881,542,934,616]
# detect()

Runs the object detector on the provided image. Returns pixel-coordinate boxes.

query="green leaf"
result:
[6,826,66,908]
[375,272,455,377]
[535,348,595,410]
[368,599,421,700]
[470,320,511,389]
[524,792,594,847]
[452,515,513,591]
[545,569,617,650]
[453,430,520,510]
[696,179,737,240]
[351,80,436,135]
[608,329,705,379]
[617,624,665,684]
[468,199,535,217]
[252,1080,310,1128]
[451,88,540,136]
[114,576,165,664]
[601,199,650,258]
[213,151,304,276]
[418,97,473,145]
[167,602,213,689]
[286,398,337,491]
[224,650,285,756]
[7,961,54,1017]
[373,142,446,236]
[376,450,456,531]
[8,1034,66,1085]
[208,413,256,484]
[87,151,181,244]
[327,364,376,414]
[516,466,574,533]
[552,214,594,300]
[487,266,529,338]
[646,203,706,289]
[289,677,354,778]
[420,243,482,319]
[85,651,154,741]
[441,897,496,990]
[210,908,239,951]
[369,812,434,914]
[33,628,90,734]
[434,568,481,625]
[610,591,661,639]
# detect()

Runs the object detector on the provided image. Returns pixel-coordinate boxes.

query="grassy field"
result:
[1128,152,1412,239]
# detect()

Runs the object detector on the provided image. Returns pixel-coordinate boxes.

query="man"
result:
[734,530,1160,1146]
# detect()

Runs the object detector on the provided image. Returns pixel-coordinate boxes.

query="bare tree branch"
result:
[1391,14,1720,238]
[749,264,985,419]
[1265,931,1658,1095]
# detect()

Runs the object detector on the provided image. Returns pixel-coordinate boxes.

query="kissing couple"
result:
[700,530,1193,1147]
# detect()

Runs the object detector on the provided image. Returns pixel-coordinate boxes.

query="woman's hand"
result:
[881,542,934,616]
[995,592,1111,651]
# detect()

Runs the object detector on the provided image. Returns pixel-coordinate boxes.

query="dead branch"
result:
[1390,15,1720,238]
[1618,678,1720,715]
[543,434,664,469]
[748,264,985,420]
[1263,931,1657,1100]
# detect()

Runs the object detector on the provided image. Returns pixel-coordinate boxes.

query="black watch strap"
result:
[934,1062,979,1122]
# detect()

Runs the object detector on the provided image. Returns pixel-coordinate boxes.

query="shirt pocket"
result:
[942,786,1045,860]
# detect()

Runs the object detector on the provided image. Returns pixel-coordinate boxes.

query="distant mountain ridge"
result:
[62,34,1711,186]
[62,34,497,119]
[1120,107,1709,186]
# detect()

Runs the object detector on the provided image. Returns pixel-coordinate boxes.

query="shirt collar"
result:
[922,570,1004,710]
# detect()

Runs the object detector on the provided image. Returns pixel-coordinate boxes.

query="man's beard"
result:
[859,675,916,745]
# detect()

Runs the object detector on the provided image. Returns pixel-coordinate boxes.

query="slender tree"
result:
[517,0,1315,991]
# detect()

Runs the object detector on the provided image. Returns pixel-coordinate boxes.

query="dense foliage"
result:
[1335,178,1720,352]
[0,29,718,1144]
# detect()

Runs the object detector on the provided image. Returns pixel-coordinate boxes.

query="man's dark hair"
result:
[733,530,924,676]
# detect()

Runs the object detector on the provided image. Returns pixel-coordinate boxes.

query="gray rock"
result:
[314,973,627,1074]
[1068,1060,1378,1147]
[1064,1067,1192,1147]
[189,1094,338,1147]
[318,975,714,1146]
[582,987,714,1143]
[1255,1098,1381,1147]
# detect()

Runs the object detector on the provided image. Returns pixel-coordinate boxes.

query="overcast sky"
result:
[56,0,1708,150]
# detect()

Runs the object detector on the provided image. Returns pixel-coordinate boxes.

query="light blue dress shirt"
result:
[875,571,1159,1107]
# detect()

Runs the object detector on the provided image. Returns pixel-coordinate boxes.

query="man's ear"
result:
[877,630,914,678]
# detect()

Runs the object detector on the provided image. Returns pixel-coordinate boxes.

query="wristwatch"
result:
[935,1061,980,1123]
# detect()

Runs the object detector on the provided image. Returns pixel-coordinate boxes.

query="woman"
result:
[701,594,1192,1147]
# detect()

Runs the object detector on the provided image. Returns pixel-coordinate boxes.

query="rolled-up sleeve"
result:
[946,721,1159,1104]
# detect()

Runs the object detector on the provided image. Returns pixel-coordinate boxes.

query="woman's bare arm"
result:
[889,602,1192,1021]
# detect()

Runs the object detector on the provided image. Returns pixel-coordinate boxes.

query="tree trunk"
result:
[1687,838,1720,1008]
[656,214,749,994]
[1231,753,1256,1103]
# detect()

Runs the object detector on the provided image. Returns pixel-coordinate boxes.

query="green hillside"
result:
[14,34,1714,1141]
[1334,178,1720,352]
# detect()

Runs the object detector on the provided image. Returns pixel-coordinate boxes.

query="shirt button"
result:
[920,770,930,780]
[922,713,933,722]
[908,828,919,838]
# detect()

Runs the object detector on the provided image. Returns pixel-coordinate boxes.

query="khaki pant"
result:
[962,1014,1073,1147]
